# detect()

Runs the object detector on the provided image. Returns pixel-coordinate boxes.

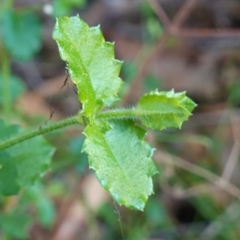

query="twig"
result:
[176,28,240,37]
[231,114,240,145]
[154,150,240,199]
[221,115,240,181]
[161,182,219,199]
[171,0,197,28]
[122,0,197,105]
[121,34,169,105]
[146,0,171,29]
[183,108,240,129]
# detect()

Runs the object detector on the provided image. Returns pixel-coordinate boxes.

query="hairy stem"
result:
[97,108,158,120]
[97,108,142,120]
[0,107,150,151]
[0,115,83,151]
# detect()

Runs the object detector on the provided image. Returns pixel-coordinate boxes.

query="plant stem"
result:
[97,108,139,120]
[97,108,154,120]
[0,107,150,151]
[0,115,83,151]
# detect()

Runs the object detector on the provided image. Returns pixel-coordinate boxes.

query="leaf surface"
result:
[0,152,19,195]
[138,90,197,130]
[83,120,158,210]
[52,16,122,117]
[0,120,55,195]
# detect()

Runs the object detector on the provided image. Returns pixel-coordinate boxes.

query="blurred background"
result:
[1,0,240,239]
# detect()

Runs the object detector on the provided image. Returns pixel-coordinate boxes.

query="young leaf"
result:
[1,10,42,61]
[52,16,123,118]
[0,120,55,195]
[83,120,158,210]
[138,90,197,130]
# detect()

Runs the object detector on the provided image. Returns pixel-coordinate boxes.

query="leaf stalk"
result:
[0,115,83,151]
[97,108,152,120]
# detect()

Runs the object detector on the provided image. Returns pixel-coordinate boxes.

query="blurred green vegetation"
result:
[0,0,240,239]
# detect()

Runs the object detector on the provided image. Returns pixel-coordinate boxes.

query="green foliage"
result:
[0,15,195,212]
[68,136,88,173]
[84,120,158,210]
[145,18,163,42]
[1,9,42,61]
[52,16,196,209]
[0,73,25,105]
[0,152,19,195]
[0,184,55,239]
[0,120,55,195]
[2,3,238,240]
[139,1,163,42]
[53,16,123,118]
[23,185,55,227]
[53,0,86,17]
[138,90,196,130]
[0,207,31,239]
[228,81,240,105]
[145,198,171,227]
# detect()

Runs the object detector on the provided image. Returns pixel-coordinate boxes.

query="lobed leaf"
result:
[0,120,55,195]
[138,90,197,130]
[83,120,158,210]
[52,16,123,118]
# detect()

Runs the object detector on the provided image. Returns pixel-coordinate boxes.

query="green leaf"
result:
[0,152,19,195]
[138,90,197,130]
[0,120,55,195]
[0,209,31,239]
[83,120,158,210]
[0,74,26,105]
[52,16,123,117]
[1,10,42,61]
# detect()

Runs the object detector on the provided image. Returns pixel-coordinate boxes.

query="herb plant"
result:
[0,16,196,211]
